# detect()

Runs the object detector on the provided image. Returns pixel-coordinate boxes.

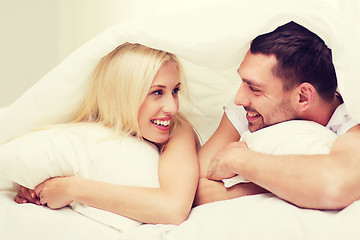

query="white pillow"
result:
[223,120,337,187]
[0,124,160,231]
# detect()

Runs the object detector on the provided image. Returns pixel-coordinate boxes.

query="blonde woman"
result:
[14,43,199,225]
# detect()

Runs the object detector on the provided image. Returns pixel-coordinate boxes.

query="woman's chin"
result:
[143,136,169,145]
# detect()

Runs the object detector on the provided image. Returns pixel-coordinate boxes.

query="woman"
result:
[14,43,199,225]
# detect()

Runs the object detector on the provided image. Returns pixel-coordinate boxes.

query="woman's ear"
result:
[294,82,316,112]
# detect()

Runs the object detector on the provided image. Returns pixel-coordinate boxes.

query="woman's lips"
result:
[151,119,171,131]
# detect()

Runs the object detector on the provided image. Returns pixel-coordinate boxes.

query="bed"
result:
[1,0,360,239]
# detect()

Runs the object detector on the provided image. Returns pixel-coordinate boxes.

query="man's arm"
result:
[195,113,267,206]
[194,178,267,206]
[198,113,240,177]
[208,124,360,210]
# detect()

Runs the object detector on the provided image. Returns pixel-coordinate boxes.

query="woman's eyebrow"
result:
[150,82,181,89]
[150,85,166,89]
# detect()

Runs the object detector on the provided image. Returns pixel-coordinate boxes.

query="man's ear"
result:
[294,82,316,112]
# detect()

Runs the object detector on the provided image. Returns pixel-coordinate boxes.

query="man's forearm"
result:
[194,177,267,206]
[231,150,360,210]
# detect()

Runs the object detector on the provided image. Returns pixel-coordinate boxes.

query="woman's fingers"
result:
[14,193,28,204]
[14,186,40,205]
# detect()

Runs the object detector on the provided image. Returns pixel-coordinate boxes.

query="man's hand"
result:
[207,141,249,180]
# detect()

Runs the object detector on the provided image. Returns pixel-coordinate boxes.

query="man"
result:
[195,21,360,210]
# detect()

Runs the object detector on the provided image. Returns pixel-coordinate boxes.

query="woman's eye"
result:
[152,90,162,96]
[172,87,180,95]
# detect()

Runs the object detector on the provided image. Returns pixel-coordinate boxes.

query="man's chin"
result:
[248,123,261,133]
[248,121,272,132]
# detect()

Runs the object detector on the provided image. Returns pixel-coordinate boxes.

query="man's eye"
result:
[249,86,261,93]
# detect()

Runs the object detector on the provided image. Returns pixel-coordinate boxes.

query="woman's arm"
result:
[198,113,240,178]
[35,122,199,225]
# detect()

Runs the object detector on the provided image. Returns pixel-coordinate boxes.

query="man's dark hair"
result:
[250,21,337,101]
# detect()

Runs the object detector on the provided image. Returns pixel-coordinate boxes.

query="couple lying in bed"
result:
[11,21,360,226]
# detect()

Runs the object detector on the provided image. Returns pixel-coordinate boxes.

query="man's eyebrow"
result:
[237,69,262,87]
[242,78,263,88]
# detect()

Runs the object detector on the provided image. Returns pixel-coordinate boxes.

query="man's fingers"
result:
[207,156,219,180]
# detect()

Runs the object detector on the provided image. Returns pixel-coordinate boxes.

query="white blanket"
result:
[1,191,360,240]
[0,0,359,146]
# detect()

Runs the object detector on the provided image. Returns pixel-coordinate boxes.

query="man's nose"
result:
[234,83,251,107]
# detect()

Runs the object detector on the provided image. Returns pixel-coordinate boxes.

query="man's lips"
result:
[246,111,261,122]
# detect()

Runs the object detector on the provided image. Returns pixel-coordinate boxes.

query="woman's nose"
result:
[163,95,179,115]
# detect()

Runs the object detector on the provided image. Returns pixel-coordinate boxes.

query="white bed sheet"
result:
[2,190,360,240]
[0,191,121,240]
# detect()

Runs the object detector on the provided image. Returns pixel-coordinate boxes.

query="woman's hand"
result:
[35,176,76,209]
[14,185,40,205]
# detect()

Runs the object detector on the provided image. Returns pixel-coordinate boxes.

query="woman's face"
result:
[138,62,180,144]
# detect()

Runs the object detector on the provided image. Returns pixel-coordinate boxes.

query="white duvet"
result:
[1,0,360,239]
[1,190,360,240]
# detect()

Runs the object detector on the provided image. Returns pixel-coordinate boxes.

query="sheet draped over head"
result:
[0,0,359,145]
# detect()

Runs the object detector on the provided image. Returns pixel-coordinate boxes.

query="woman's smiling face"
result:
[138,62,180,144]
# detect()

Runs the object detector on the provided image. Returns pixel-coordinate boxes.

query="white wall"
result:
[0,0,58,107]
[0,0,126,108]
[56,0,126,62]
[0,0,359,108]
[0,0,236,107]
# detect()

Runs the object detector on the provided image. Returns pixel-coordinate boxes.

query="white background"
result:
[0,0,359,108]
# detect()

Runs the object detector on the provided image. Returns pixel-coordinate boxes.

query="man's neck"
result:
[306,96,342,126]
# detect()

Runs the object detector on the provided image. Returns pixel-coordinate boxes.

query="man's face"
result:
[235,51,298,132]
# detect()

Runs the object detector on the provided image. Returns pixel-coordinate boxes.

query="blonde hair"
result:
[72,42,189,145]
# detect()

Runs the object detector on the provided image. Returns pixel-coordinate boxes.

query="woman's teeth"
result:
[152,120,170,127]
